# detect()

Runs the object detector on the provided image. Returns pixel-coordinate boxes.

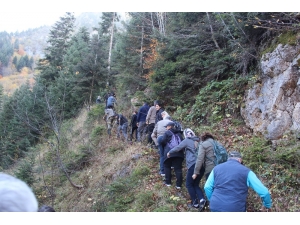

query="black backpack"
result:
[172,120,183,133]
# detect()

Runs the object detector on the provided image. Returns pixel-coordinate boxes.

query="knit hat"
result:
[228,151,242,158]
[183,128,195,138]
[0,173,38,212]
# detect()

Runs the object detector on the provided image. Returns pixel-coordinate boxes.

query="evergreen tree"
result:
[37,12,75,85]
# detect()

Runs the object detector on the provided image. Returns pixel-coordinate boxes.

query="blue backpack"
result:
[206,140,228,165]
[167,131,181,149]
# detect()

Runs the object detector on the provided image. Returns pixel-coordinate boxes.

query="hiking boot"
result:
[199,199,206,211]
[164,182,171,187]
[193,204,199,208]
[175,186,181,190]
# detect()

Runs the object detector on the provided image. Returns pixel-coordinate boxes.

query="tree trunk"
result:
[108,12,116,74]
[140,22,144,76]
[206,12,220,50]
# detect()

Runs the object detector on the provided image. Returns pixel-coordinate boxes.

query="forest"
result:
[0,12,299,212]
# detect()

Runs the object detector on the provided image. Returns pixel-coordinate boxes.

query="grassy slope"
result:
[5,103,300,212]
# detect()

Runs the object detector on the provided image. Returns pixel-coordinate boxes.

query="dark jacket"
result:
[137,103,150,123]
[161,128,184,162]
[130,114,138,128]
[119,114,128,126]
[155,108,164,124]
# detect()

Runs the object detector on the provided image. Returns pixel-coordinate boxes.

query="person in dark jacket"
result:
[204,151,272,212]
[118,113,128,141]
[130,111,138,141]
[167,128,206,211]
[155,100,164,124]
[136,102,150,142]
[161,121,184,188]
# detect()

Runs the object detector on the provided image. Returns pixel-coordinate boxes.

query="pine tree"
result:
[37,12,75,85]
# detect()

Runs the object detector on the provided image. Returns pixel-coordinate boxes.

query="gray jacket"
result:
[146,106,156,124]
[194,138,216,176]
[168,136,200,169]
[152,118,171,137]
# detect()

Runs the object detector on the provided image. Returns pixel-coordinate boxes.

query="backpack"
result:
[172,120,183,133]
[206,140,228,165]
[167,131,181,149]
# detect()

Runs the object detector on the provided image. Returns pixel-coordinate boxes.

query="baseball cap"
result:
[164,121,175,127]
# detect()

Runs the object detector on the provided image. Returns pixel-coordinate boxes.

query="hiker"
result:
[151,111,172,176]
[107,93,117,109]
[96,96,101,104]
[118,113,129,141]
[161,121,184,189]
[103,92,110,107]
[129,111,138,142]
[0,172,38,212]
[167,128,206,211]
[155,100,164,124]
[136,101,150,142]
[115,114,121,138]
[38,205,55,212]
[204,151,272,212]
[103,108,116,137]
[146,100,157,147]
[192,132,216,182]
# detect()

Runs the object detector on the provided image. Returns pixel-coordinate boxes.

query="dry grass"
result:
[4,105,300,212]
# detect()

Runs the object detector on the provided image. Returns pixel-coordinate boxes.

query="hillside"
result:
[4,102,298,212]
[1,12,300,213]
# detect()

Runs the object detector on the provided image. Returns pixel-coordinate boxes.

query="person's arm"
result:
[247,171,272,209]
[204,170,215,201]
[168,139,187,156]
[160,131,171,146]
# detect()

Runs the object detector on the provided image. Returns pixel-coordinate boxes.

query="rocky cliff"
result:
[241,44,300,140]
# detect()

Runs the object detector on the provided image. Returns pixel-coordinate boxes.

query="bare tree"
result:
[206,12,220,50]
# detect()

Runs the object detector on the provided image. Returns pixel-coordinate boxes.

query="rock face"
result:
[241,44,300,140]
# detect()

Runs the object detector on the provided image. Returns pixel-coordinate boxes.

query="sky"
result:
[0,1,294,33]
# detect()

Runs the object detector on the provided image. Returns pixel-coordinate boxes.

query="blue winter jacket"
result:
[107,96,116,107]
[204,159,272,212]
[137,104,150,123]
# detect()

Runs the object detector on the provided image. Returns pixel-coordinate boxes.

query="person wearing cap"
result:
[151,111,172,176]
[167,128,206,211]
[204,150,272,212]
[160,121,184,188]
[0,173,38,212]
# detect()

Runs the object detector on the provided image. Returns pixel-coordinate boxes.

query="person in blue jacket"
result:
[204,150,272,212]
